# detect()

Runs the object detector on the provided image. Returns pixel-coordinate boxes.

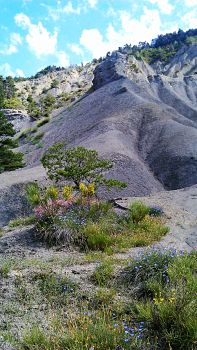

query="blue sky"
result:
[0,0,196,77]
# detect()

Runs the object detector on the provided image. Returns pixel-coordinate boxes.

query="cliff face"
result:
[1,109,31,132]
[0,41,197,225]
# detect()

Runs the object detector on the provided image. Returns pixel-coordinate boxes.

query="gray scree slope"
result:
[0,44,197,225]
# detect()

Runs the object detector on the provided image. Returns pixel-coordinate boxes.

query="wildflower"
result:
[33,206,45,218]
[79,182,88,196]
[45,186,58,200]
[63,185,73,200]
[87,183,95,196]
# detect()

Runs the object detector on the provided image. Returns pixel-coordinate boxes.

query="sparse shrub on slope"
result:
[41,144,127,193]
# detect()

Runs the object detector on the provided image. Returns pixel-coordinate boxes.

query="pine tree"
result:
[4,76,16,98]
[0,111,24,173]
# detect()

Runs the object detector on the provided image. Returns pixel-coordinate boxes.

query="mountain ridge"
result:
[0,29,197,225]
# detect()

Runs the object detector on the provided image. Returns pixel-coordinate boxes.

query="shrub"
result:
[31,132,44,145]
[148,206,164,217]
[128,201,150,224]
[120,249,178,296]
[50,79,59,88]
[0,111,24,173]
[9,216,35,228]
[3,97,23,109]
[36,117,50,127]
[26,183,75,244]
[41,144,127,193]
[137,252,197,350]
[84,222,114,251]
[91,260,114,286]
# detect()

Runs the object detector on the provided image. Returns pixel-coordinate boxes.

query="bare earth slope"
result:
[0,44,197,225]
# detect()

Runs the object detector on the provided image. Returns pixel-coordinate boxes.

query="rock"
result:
[1,109,32,132]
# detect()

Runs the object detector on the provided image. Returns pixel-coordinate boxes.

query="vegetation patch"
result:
[9,216,35,229]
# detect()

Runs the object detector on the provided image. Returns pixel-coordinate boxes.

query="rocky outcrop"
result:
[1,109,32,132]
[0,166,46,226]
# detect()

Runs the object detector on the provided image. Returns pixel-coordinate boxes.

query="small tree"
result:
[0,111,24,173]
[41,144,126,192]
[40,93,56,117]
[51,79,59,88]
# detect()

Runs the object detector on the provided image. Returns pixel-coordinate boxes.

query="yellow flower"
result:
[63,185,73,200]
[87,183,95,196]
[45,186,58,200]
[79,183,88,196]
[168,297,176,303]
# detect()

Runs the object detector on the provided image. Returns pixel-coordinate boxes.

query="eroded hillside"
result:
[0,32,197,225]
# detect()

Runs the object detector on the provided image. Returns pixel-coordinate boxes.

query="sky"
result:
[0,0,196,77]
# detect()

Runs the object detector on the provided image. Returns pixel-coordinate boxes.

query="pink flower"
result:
[33,206,45,218]
[55,199,73,207]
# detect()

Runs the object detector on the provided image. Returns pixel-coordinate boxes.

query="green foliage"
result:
[0,111,24,173]
[32,271,76,303]
[3,97,23,109]
[121,250,177,296]
[51,79,59,88]
[128,201,150,224]
[9,216,35,228]
[136,252,197,350]
[186,35,197,44]
[41,144,126,192]
[40,93,56,116]
[84,222,115,251]
[31,132,44,145]
[134,42,181,64]
[0,259,14,277]
[91,260,114,286]
[0,75,4,107]
[27,97,41,119]
[26,183,41,206]
[36,117,50,127]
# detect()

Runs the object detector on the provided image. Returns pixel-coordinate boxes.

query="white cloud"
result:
[184,0,197,6]
[45,0,97,21]
[56,51,70,66]
[0,63,24,77]
[68,43,84,56]
[15,68,25,77]
[182,10,197,29]
[63,1,81,14]
[147,0,173,14]
[87,0,97,8]
[10,32,22,45]
[15,13,58,57]
[0,32,22,55]
[80,7,162,58]
[15,13,70,66]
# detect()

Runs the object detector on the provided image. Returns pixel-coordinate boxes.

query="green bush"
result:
[9,216,35,228]
[0,111,24,173]
[91,260,114,286]
[41,144,126,193]
[84,222,114,251]
[128,201,150,224]
[120,249,177,297]
[51,79,59,88]
[3,97,23,109]
[36,117,50,127]
[137,252,197,350]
